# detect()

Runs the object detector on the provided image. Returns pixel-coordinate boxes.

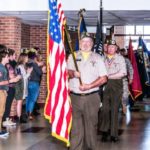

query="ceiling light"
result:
[144,18,150,20]
[41,18,48,20]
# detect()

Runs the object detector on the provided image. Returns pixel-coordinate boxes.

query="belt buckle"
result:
[81,93,86,96]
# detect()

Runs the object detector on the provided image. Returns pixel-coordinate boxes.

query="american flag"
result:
[93,41,103,54]
[44,0,72,146]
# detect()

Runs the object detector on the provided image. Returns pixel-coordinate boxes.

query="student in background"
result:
[26,51,42,120]
[0,47,19,137]
[0,49,9,138]
[16,53,33,123]
[32,53,46,116]
[2,49,21,127]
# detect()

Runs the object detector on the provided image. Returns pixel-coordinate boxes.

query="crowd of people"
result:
[67,32,134,150]
[0,45,46,138]
[0,32,141,150]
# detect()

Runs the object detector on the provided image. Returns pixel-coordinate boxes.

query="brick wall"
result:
[0,17,22,117]
[30,25,47,104]
[30,25,47,50]
[21,23,30,48]
[0,17,21,53]
[0,20,48,115]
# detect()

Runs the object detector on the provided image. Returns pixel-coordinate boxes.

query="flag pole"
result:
[100,0,103,48]
[64,25,82,85]
[78,9,86,41]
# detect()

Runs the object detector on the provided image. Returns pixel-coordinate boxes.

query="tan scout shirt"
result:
[67,51,107,93]
[105,54,127,78]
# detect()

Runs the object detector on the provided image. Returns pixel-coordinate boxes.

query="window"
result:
[125,36,138,50]
[125,25,150,50]
[144,26,150,35]
[136,26,143,34]
[125,26,135,34]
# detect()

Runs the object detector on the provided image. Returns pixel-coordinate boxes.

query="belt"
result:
[70,90,99,96]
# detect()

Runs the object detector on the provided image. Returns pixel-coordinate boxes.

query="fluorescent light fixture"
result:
[41,18,48,20]
[144,18,150,20]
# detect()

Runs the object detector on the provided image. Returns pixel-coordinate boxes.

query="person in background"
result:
[0,48,9,138]
[2,49,21,127]
[16,53,33,123]
[33,52,46,116]
[0,44,7,52]
[100,40,127,142]
[26,50,42,120]
[35,54,46,74]
[67,32,107,150]
[119,48,133,115]
[0,46,19,137]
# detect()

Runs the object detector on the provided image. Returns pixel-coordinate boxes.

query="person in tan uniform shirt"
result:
[67,32,107,150]
[100,39,127,142]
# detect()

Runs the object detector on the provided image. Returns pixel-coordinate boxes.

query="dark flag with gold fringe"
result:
[75,9,87,50]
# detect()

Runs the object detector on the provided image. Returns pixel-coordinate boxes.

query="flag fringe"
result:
[129,90,142,101]
[44,5,72,147]
[44,10,51,121]
[51,116,72,147]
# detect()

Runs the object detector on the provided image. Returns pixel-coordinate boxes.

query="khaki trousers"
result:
[0,90,7,131]
[100,79,123,137]
[70,92,100,150]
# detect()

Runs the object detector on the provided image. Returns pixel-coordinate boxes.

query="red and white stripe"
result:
[57,2,66,37]
[45,0,72,146]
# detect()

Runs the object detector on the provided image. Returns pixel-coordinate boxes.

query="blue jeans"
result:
[26,81,40,113]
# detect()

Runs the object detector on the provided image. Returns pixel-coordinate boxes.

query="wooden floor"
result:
[1,100,150,150]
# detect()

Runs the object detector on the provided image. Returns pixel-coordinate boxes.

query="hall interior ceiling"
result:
[0,10,150,26]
